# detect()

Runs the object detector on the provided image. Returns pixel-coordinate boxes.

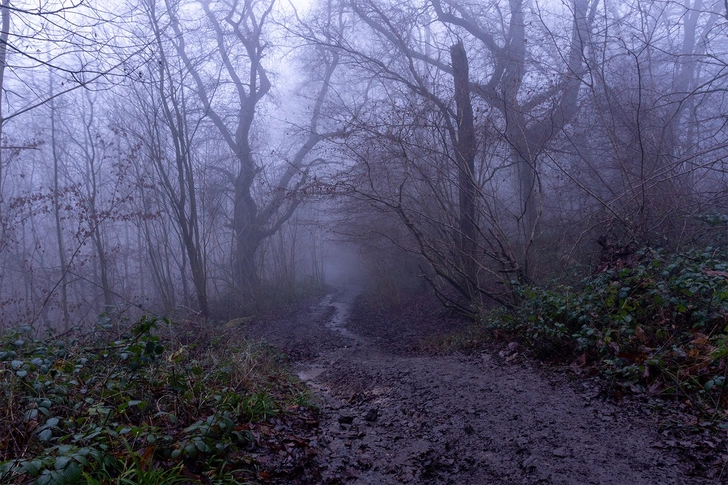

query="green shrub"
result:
[0,315,308,485]
[484,246,728,413]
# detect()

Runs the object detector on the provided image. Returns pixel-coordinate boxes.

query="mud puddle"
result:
[319,288,368,346]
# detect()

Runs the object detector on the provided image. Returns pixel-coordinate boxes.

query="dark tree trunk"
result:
[233,169,262,302]
[451,40,478,299]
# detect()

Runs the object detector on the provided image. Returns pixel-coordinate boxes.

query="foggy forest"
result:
[3,0,728,483]
[2,0,726,327]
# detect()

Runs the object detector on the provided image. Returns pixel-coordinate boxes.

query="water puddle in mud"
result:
[296,365,326,381]
[296,287,365,383]
[320,292,366,344]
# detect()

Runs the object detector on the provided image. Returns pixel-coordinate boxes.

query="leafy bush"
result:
[484,246,728,414]
[0,315,311,484]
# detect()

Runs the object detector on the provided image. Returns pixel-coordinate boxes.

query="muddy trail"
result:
[245,287,726,484]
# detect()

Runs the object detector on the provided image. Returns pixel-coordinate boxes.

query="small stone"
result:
[522,455,538,470]
[338,415,354,425]
[364,408,379,422]
[516,437,529,450]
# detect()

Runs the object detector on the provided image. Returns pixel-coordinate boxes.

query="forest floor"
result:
[243,285,727,484]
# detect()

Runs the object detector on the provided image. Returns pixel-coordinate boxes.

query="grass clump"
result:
[0,315,315,485]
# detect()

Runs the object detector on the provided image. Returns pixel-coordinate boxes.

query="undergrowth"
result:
[480,246,728,419]
[0,315,312,484]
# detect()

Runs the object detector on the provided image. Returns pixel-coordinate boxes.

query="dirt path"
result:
[247,287,722,484]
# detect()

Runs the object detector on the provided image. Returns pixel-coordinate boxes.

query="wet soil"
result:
[244,286,726,484]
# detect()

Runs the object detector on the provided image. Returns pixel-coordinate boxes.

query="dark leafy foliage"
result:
[0,316,314,484]
[484,247,728,416]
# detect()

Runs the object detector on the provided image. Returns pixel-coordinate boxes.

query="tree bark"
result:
[450,40,478,300]
[49,81,70,330]
[0,0,10,227]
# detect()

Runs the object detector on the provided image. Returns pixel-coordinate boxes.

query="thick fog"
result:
[0,0,727,330]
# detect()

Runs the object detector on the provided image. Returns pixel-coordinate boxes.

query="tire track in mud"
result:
[295,288,709,485]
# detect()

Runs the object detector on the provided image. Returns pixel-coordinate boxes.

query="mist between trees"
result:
[0,0,727,330]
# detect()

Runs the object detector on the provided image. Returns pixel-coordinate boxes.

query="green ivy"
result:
[484,246,728,414]
[0,315,304,485]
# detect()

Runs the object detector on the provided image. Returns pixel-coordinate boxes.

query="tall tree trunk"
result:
[49,78,70,330]
[450,40,478,300]
[79,95,114,315]
[0,0,10,229]
[145,0,209,316]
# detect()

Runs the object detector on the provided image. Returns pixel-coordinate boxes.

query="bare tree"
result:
[166,0,340,305]
[300,0,595,311]
[543,0,728,260]
[121,0,213,316]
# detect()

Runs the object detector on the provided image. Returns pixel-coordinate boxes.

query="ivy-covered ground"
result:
[484,247,728,419]
[0,316,321,485]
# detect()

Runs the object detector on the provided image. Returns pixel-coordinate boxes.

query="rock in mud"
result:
[522,455,538,470]
[364,408,379,422]
[338,415,354,425]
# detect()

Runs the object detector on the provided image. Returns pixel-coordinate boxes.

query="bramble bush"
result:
[484,246,728,414]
